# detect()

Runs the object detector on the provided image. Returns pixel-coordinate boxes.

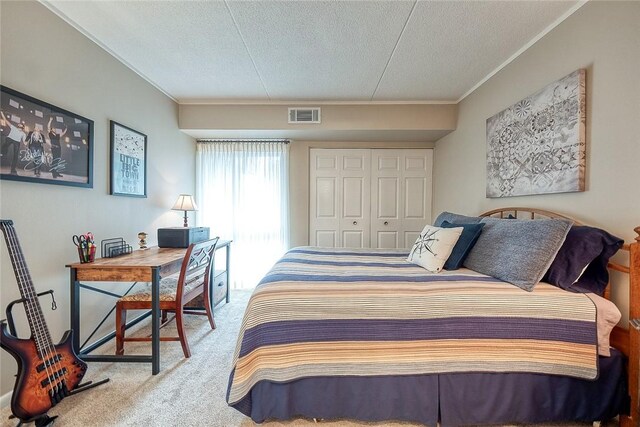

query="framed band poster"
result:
[0,85,93,188]
[109,120,147,197]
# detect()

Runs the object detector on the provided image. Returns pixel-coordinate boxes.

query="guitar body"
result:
[0,322,87,421]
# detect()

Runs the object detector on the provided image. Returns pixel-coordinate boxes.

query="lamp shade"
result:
[171,194,198,211]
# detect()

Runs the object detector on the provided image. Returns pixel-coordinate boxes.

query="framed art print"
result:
[0,85,93,188]
[110,120,147,197]
[486,69,586,198]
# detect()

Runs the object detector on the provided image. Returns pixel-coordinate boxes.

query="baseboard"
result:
[0,390,11,409]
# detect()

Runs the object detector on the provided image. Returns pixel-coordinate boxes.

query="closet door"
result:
[371,149,433,249]
[310,149,370,248]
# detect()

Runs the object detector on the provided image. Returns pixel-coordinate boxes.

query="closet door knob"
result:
[353,221,358,225]
[384,221,389,226]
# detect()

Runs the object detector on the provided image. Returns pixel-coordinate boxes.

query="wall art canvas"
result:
[486,69,586,198]
[0,86,93,188]
[110,120,147,197]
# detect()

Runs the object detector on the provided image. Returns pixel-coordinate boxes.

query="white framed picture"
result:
[110,120,147,197]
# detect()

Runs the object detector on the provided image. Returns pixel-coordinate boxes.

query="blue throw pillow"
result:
[440,220,485,270]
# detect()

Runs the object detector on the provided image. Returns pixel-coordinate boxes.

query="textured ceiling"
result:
[44,0,579,103]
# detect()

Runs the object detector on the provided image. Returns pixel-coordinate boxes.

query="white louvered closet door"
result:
[310,149,371,248]
[370,149,433,249]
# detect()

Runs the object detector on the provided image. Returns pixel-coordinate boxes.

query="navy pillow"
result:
[433,212,482,227]
[543,225,623,296]
[440,220,485,270]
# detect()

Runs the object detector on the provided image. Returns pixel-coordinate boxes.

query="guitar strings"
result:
[2,224,57,393]
[3,224,62,395]
[13,223,74,393]
[7,224,69,394]
[2,224,69,396]
[11,223,72,393]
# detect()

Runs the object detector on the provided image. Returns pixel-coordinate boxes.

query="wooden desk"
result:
[67,241,231,374]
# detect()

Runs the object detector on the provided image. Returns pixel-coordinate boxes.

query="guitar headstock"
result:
[0,220,14,235]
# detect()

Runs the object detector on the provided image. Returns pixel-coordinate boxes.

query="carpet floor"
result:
[1,290,614,427]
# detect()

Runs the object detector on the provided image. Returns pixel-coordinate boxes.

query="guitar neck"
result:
[0,220,55,355]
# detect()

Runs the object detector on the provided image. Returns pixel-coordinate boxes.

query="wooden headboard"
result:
[479,207,639,427]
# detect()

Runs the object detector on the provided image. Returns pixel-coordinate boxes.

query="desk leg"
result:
[151,267,160,375]
[70,268,80,353]
[226,244,231,303]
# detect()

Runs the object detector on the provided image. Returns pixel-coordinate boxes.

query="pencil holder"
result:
[78,245,96,263]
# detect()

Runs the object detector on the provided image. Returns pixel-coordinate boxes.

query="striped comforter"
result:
[227,247,598,406]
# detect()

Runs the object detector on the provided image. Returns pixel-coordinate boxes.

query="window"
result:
[196,141,289,289]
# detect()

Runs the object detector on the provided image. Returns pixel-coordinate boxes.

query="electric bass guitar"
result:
[0,219,87,423]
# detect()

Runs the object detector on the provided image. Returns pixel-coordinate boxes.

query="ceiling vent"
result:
[288,107,321,124]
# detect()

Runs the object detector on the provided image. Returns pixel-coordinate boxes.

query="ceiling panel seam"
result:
[223,0,271,101]
[370,0,417,101]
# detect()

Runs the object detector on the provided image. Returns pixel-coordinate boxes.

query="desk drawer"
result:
[184,271,227,309]
[213,272,228,307]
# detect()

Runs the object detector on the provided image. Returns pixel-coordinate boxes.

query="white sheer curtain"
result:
[196,141,289,289]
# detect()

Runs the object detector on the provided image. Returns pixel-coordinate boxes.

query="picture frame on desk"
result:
[110,120,147,198]
[0,85,94,188]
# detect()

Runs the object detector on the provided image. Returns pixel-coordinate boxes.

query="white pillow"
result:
[407,225,464,273]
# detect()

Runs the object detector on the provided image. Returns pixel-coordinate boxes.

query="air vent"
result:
[288,107,321,124]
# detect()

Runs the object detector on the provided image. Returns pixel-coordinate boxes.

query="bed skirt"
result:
[230,349,627,426]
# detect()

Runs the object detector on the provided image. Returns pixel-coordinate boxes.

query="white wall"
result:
[0,1,195,397]
[433,2,640,323]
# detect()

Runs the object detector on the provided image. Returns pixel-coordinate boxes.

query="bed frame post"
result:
[621,227,639,427]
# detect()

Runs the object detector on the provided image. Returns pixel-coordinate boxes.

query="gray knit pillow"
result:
[463,217,572,291]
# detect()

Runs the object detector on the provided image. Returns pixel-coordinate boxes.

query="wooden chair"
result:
[115,237,220,358]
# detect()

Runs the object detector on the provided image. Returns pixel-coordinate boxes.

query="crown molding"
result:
[38,0,178,103]
[178,99,456,106]
[456,0,588,103]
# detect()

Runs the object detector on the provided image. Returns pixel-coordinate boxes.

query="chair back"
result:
[175,237,220,304]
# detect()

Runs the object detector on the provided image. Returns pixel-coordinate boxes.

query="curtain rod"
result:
[197,139,290,144]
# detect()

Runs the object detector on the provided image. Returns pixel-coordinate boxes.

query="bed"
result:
[227,208,639,427]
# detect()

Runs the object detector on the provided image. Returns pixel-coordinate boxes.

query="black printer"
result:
[157,227,210,248]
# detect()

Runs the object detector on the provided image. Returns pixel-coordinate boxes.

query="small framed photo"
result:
[110,120,147,197]
[0,85,93,188]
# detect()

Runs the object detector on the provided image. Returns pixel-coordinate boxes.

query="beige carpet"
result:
[1,290,612,427]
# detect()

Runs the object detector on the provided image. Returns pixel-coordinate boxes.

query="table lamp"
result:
[172,194,198,227]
